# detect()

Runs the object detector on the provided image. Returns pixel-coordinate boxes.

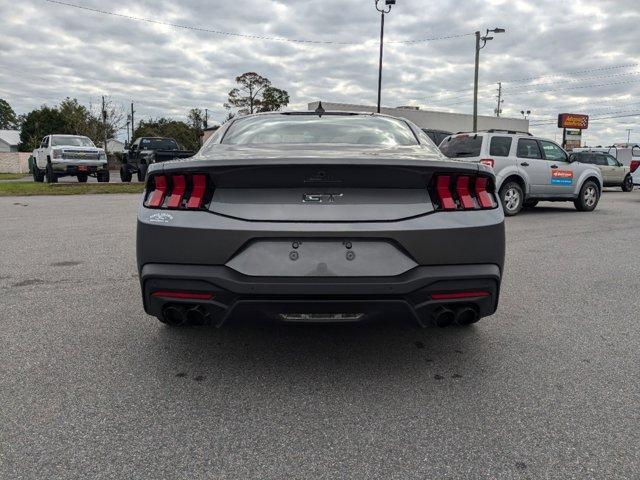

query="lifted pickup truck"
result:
[120,137,194,182]
[32,134,109,183]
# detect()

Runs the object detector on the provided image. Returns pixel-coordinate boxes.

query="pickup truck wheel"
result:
[97,171,110,183]
[499,181,523,216]
[137,164,147,182]
[574,180,599,211]
[77,174,88,183]
[622,174,633,192]
[120,165,132,182]
[32,164,45,183]
[45,163,58,183]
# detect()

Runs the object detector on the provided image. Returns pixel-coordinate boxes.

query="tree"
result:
[0,99,18,129]
[259,86,290,112]
[19,106,66,151]
[187,108,205,146]
[225,72,289,115]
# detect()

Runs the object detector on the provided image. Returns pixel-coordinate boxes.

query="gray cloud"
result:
[0,0,638,145]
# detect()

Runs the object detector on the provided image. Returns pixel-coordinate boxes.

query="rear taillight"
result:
[145,173,211,210]
[480,158,494,168]
[431,174,497,211]
[631,160,640,173]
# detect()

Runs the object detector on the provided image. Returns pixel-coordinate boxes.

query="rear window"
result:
[489,136,512,156]
[222,114,418,146]
[439,135,483,158]
[141,138,179,150]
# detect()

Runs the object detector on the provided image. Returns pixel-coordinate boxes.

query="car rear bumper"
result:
[140,263,501,327]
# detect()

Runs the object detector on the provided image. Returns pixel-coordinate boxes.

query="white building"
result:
[307,102,529,134]
[0,129,20,152]
[106,138,125,153]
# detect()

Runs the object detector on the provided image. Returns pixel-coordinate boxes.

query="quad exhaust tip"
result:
[161,304,212,327]
[162,305,188,327]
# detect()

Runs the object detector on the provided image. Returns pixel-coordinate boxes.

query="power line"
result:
[43,0,474,45]
[502,71,640,93]
[427,63,640,100]
[530,111,640,126]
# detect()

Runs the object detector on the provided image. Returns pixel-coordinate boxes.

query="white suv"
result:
[439,130,603,216]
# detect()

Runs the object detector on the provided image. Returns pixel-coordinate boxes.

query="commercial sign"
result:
[557,113,589,129]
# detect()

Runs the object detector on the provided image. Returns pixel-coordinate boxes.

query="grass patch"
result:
[0,181,145,196]
[0,173,29,180]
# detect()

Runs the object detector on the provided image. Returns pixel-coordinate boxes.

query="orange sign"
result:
[558,113,589,129]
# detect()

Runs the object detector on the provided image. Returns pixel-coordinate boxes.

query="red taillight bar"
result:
[151,290,214,300]
[456,176,475,209]
[187,174,207,209]
[166,175,186,209]
[431,291,490,300]
[436,175,456,210]
[147,175,167,208]
[474,177,495,209]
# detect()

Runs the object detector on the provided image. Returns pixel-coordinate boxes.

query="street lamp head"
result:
[491,27,506,33]
[483,36,494,41]
[375,0,395,13]
[386,0,396,4]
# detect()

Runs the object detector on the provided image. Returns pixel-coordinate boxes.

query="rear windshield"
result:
[439,135,483,158]
[222,114,418,146]
[140,138,179,150]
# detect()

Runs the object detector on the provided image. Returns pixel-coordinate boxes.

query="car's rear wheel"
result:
[97,171,110,183]
[137,164,147,182]
[77,174,88,183]
[32,163,45,182]
[45,163,58,183]
[574,180,600,211]
[120,165,132,182]
[622,174,633,192]
[499,181,523,216]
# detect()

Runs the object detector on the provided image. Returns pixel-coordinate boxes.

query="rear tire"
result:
[33,163,45,182]
[499,181,523,216]
[622,174,633,192]
[574,180,600,212]
[45,163,58,183]
[77,174,88,183]
[137,164,147,182]
[120,165,132,182]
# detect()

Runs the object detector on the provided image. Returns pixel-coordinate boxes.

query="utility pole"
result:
[101,95,108,156]
[473,31,480,130]
[627,129,632,143]
[473,27,505,131]
[375,0,395,114]
[204,108,209,129]
[130,102,135,141]
[494,81,503,117]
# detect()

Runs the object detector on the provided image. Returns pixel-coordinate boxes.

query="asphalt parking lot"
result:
[1,190,639,479]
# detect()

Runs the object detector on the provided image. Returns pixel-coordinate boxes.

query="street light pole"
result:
[375,0,395,114]
[473,27,505,131]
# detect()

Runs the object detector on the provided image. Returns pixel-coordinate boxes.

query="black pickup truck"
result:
[120,137,195,182]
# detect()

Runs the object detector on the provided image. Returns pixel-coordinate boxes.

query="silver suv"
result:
[439,130,603,216]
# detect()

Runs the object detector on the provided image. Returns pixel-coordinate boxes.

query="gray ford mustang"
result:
[137,111,505,328]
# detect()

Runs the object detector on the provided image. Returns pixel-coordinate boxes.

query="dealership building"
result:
[307,102,529,134]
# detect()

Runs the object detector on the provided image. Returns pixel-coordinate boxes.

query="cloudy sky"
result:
[1,0,639,145]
